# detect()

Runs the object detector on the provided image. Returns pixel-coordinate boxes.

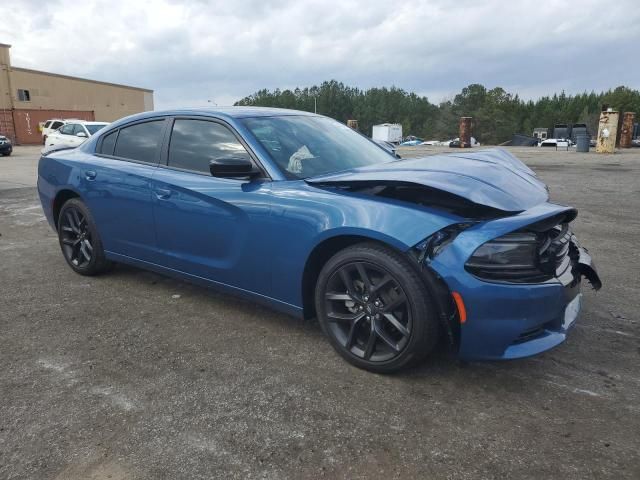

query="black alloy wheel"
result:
[316,243,438,373]
[60,206,93,268]
[58,198,112,275]
[324,261,412,362]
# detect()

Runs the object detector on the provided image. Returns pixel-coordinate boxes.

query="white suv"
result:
[40,119,80,144]
[43,121,109,153]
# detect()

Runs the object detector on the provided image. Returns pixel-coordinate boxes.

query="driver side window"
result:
[72,124,86,135]
[168,119,249,174]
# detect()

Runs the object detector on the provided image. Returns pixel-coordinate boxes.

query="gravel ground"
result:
[0,146,638,479]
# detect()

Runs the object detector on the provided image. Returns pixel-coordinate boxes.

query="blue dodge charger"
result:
[37,107,601,372]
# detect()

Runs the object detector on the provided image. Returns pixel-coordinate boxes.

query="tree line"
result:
[235,81,640,144]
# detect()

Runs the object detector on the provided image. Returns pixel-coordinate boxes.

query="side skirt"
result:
[105,251,304,319]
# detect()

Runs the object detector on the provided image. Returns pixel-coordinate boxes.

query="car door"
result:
[85,118,169,262]
[151,117,273,296]
[49,123,74,147]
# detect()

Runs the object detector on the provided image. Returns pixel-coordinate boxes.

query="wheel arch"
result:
[301,233,459,350]
[52,189,82,228]
[301,235,388,320]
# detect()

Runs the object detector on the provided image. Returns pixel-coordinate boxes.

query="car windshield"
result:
[241,115,396,179]
[86,124,108,135]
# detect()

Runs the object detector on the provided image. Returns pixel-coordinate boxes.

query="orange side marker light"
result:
[452,292,467,324]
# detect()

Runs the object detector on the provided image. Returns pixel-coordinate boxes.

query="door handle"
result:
[154,188,172,199]
[85,170,97,180]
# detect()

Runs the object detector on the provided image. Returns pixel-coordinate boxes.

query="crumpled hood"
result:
[306,148,548,212]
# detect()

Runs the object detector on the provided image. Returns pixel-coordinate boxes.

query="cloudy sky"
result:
[1,0,639,108]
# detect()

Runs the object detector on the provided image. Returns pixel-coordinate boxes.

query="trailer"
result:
[532,127,549,140]
[553,123,571,140]
[372,123,403,144]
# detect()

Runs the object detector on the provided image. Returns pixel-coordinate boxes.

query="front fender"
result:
[268,181,464,308]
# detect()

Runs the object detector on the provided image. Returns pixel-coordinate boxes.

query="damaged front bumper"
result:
[423,204,602,361]
[575,242,602,291]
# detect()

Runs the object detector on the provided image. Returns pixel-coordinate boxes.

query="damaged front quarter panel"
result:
[410,222,477,350]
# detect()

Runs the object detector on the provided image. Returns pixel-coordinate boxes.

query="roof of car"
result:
[97,107,320,133]
[112,107,316,125]
[171,107,317,118]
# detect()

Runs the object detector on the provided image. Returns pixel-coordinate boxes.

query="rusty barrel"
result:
[620,112,636,148]
[459,117,472,148]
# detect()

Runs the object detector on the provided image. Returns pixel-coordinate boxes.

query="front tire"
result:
[58,198,112,276]
[315,243,439,373]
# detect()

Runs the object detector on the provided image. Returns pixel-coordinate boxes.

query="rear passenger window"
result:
[168,119,249,174]
[113,120,165,164]
[99,131,118,155]
[51,121,63,130]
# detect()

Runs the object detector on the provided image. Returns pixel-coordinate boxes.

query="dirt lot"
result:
[1,146,639,479]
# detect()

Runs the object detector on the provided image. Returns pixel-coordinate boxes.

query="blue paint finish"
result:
[267,180,462,306]
[38,107,600,362]
[307,147,548,212]
[150,167,273,295]
[82,156,159,261]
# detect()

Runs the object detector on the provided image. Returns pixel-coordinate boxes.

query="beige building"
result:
[1,43,153,144]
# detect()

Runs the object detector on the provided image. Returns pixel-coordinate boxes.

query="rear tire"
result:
[315,242,439,373]
[58,198,112,276]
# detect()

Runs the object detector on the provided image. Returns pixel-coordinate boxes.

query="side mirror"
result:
[209,156,260,179]
[76,131,88,138]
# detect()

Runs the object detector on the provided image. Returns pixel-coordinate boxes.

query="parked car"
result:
[43,121,109,153]
[0,134,12,156]
[40,119,77,144]
[448,139,470,148]
[539,138,572,149]
[37,108,601,373]
[400,136,424,146]
[446,137,480,148]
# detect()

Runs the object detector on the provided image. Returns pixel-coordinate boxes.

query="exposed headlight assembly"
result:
[465,232,549,282]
